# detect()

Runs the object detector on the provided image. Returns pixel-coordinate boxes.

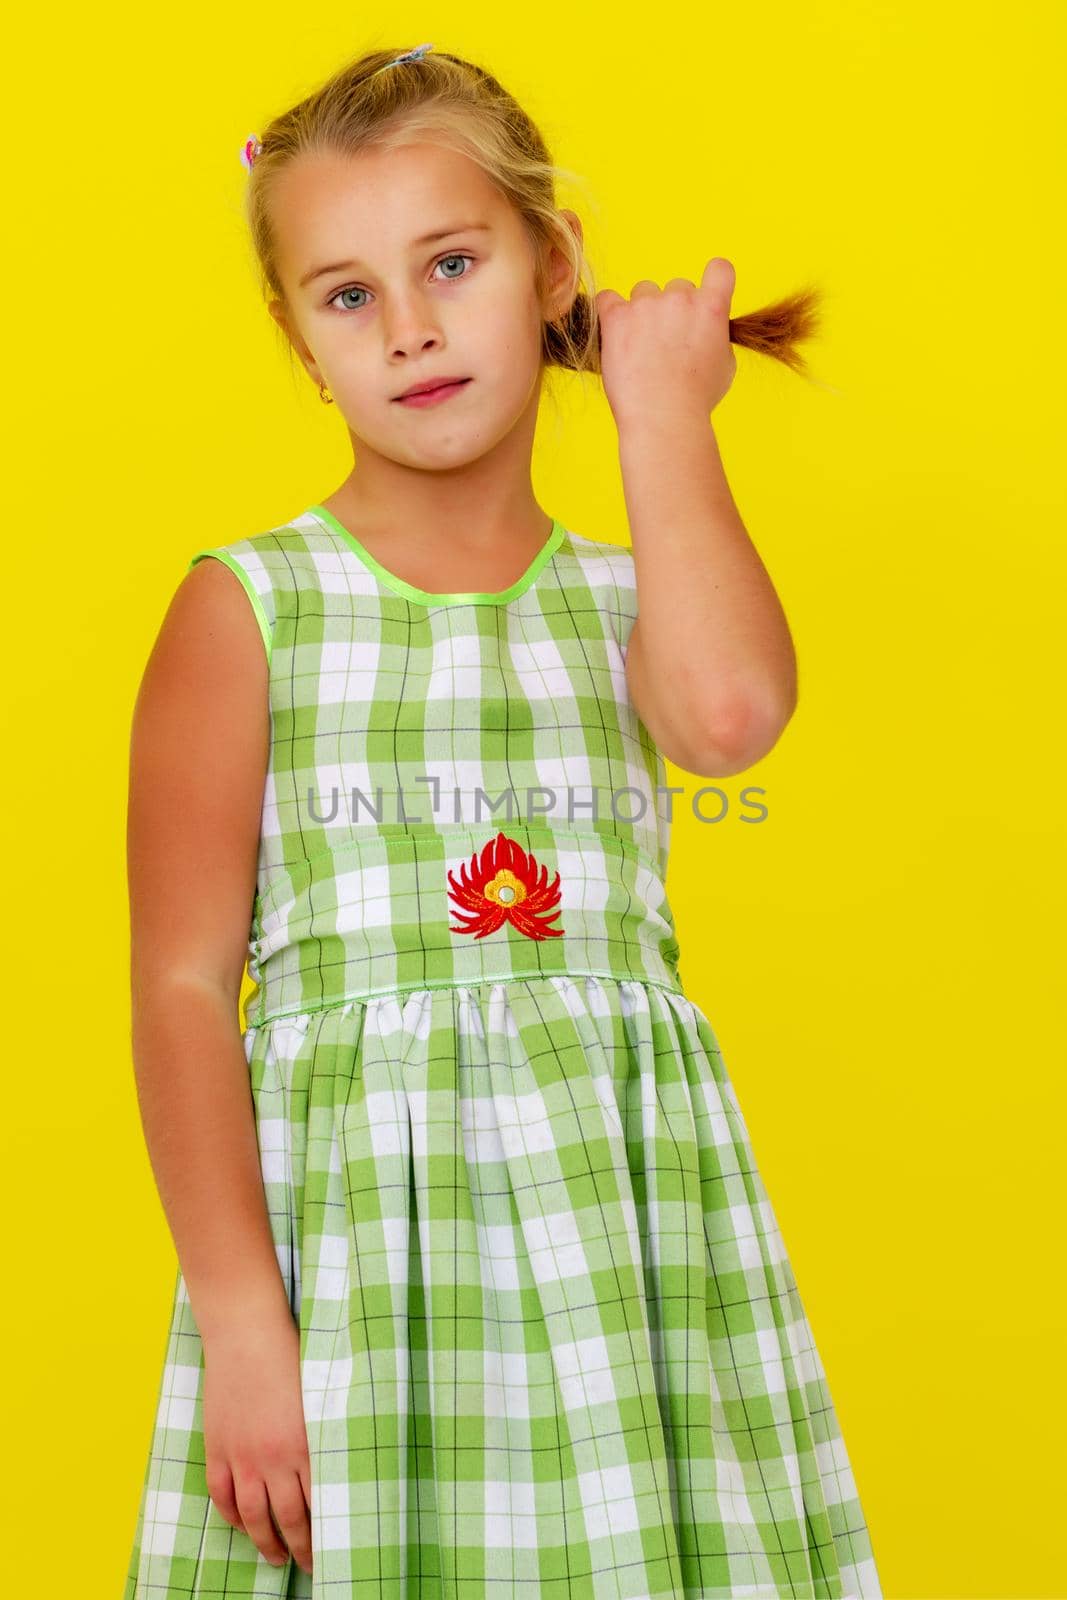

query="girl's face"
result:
[268,141,576,470]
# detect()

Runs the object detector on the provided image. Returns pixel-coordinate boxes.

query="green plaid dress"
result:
[124,504,881,1599]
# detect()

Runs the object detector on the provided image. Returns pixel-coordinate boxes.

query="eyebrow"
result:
[298,222,494,288]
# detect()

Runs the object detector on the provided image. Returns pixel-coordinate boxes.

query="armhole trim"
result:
[187,550,273,669]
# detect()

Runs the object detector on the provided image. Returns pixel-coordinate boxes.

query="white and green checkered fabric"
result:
[124,505,882,1598]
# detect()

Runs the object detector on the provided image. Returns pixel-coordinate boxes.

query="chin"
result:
[403,415,520,469]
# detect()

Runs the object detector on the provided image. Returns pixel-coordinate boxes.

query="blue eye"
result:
[328,252,474,314]
[435,253,471,280]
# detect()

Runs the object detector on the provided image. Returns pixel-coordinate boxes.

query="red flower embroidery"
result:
[447,831,564,941]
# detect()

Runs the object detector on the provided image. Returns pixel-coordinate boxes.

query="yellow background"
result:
[5,4,1064,1596]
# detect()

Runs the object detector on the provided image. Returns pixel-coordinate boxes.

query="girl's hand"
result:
[202,1312,314,1576]
[595,257,737,428]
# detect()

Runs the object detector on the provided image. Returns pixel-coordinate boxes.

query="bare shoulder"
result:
[133,558,269,776]
[160,554,270,681]
[127,560,270,1004]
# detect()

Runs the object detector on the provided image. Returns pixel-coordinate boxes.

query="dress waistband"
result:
[245,824,683,1026]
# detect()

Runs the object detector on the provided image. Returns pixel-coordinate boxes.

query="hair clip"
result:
[369,42,434,77]
[239,45,433,171]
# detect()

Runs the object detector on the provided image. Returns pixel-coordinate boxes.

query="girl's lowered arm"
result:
[126,559,291,1345]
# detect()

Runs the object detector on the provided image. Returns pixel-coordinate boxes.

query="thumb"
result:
[701,257,735,315]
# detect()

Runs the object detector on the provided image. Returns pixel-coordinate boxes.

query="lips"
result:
[395,377,471,400]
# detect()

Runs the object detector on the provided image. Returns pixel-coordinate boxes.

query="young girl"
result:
[124,42,881,1600]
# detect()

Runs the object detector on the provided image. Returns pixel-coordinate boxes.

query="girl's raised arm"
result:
[126,559,288,1343]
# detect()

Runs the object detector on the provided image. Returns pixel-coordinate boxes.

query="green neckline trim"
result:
[306,504,565,606]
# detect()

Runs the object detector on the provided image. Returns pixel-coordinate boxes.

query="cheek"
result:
[478,271,542,337]
[476,293,544,369]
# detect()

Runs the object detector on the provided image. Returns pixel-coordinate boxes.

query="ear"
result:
[559,207,583,251]
[543,208,585,323]
[267,298,324,388]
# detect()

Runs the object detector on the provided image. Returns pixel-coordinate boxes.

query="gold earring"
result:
[318,380,334,405]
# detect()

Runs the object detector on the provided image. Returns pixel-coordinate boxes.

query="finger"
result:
[665,277,696,294]
[594,288,626,314]
[205,1459,246,1535]
[700,257,735,314]
[234,1475,289,1567]
[269,1470,314,1573]
[629,279,659,300]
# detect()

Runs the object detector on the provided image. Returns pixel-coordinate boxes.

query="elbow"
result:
[678,691,796,778]
[725,688,797,768]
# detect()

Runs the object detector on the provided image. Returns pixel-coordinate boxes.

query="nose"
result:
[384,294,444,360]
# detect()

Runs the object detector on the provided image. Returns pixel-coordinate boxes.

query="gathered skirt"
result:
[124,974,881,1598]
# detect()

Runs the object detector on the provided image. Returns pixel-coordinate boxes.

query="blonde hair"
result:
[244,45,822,381]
